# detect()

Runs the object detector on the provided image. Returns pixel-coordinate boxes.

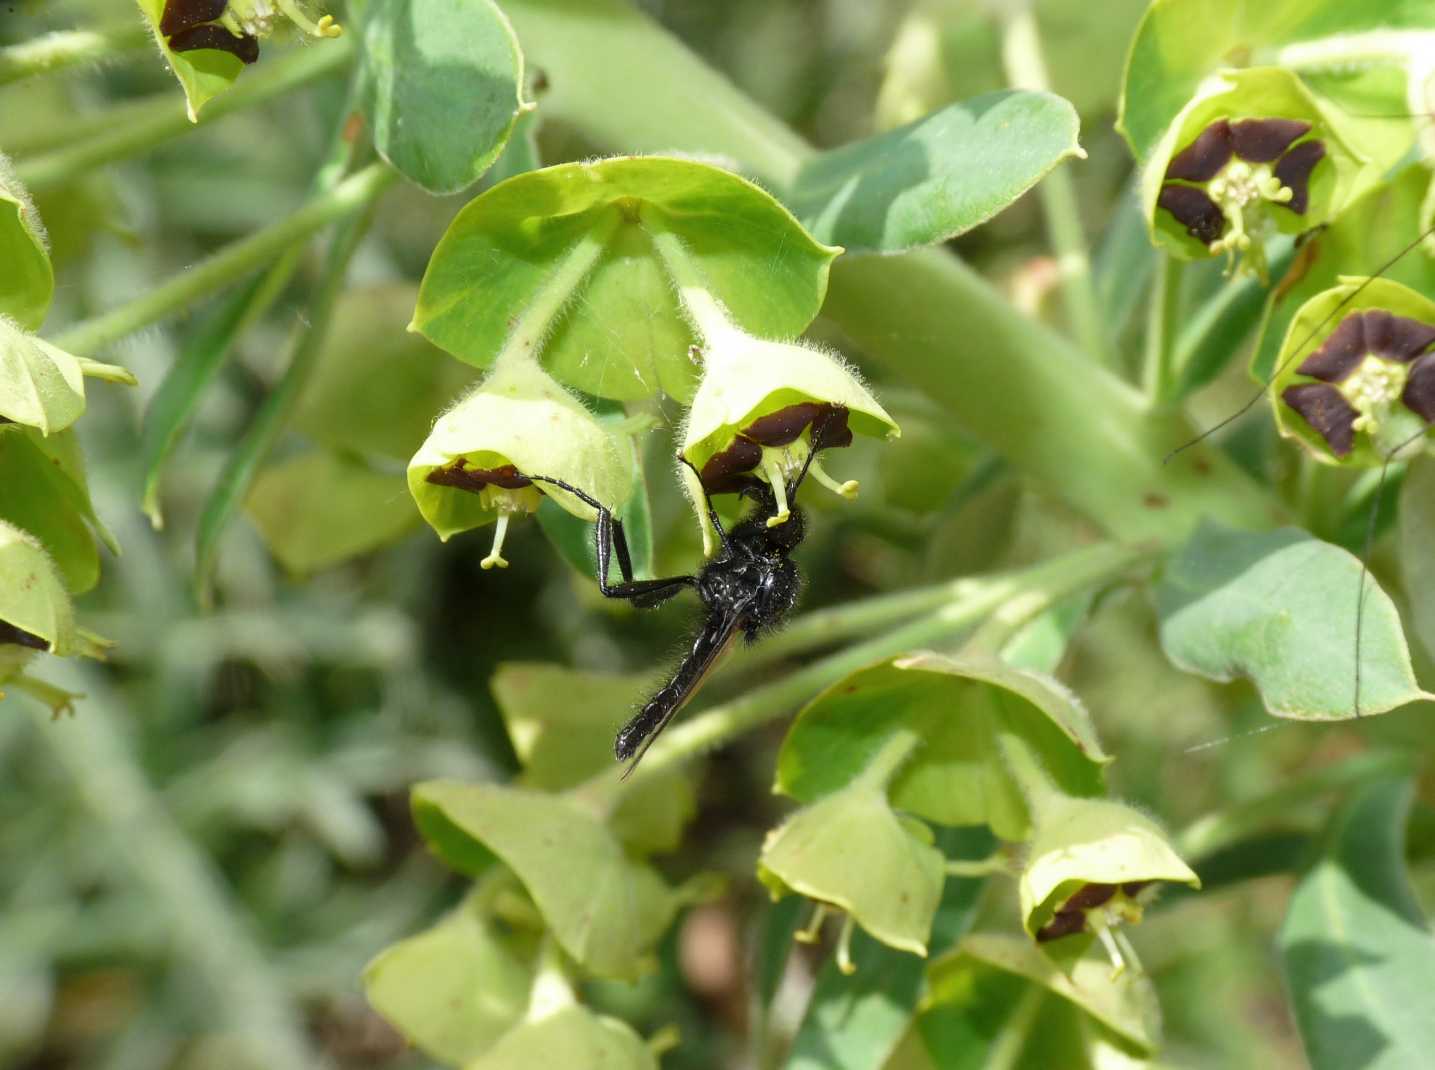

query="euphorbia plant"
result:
[3,0,1435,1067]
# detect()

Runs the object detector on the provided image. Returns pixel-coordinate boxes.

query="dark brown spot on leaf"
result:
[1144,492,1169,509]
[1165,120,1233,182]
[1229,118,1310,162]
[1283,382,1357,456]
[160,0,228,34]
[425,460,534,494]
[1402,354,1435,422]
[1158,184,1225,244]
[0,620,48,651]
[1273,140,1324,215]
[1298,313,1366,382]
[167,23,260,63]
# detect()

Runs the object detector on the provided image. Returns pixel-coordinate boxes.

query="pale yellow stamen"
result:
[481,513,511,570]
[795,902,828,944]
[835,913,858,975]
[761,453,792,527]
[808,458,859,500]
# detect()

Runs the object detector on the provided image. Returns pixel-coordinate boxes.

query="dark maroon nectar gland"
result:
[1157,117,1324,271]
[1281,310,1435,457]
[159,0,341,63]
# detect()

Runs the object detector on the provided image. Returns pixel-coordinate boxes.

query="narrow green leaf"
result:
[363,894,533,1065]
[786,90,1083,254]
[1279,775,1435,1070]
[359,0,526,194]
[0,152,53,330]
[244,450,419,576]
[412,780,679,981]
[1156,522,1433,718]
[489,662,694,854]
[776,652,1108,840]
[413,157,839,402]
[1399,454,1435,664]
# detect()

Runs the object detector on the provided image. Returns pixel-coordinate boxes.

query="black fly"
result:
[515,408,849,774]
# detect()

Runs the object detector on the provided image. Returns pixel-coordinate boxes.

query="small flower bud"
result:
[407,359,632,568]
[680,326,898,550]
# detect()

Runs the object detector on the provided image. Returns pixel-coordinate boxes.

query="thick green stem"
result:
[645,219,738,343]
[0,22,150,86]
[14,37,353,194]
[50,161,393,359]
[500,0,1282,546]
[20,665,318,1070]
[576,540,1148,810]
[1142,255,1183,404]
[999,3,1110,367]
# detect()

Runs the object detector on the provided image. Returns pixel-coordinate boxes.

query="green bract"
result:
[758,778,945,958]
[406,358,633,561]
[776,653,1109,841]
[359,0,526,194]
[0,318,85,436]
[1019,795,1198,943]
[412,157,839,402]
[410,780,680,982]
[1269,277,1435,467]
[1142,68,1364,272]
[0,520,107,661]
[466,1006,657,1070]
[0,154,53,331]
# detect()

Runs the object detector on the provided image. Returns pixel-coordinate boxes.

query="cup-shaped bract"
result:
[1020,795,1198,945]
[679,327,898,552]
[1271,277,1435,467]
[408,359,633,566]
[0,520,108,667]
[1143,68,1365,276]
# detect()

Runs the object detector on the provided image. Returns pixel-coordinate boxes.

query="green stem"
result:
[493,211,623,374]
[50,161,393,359]
[645,218,737,343]
[987,984,1046,1070]
[999,2,1109,367]
[0,22,150,86]
[14,37,353,194]
[500,0,1283,545]
[193,167,393,605]
[854,730,921,791]
[1142,255,1183,404]
[20,664,319,1070]
[576,540,1148,810]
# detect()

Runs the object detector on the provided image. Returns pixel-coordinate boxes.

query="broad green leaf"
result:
[0,427,105,594]
[293,285,475,463]
[0,520,105,658]
[413,157,839,402]
[1019,795,1199,941]
[0,318,84,435]
[489,663,694,854]
[245,450,419,577]
[786,90,1083,254]
[1117,0,1435,165]
[1250,167,1435,384]
[0,153,52,330]
[412,780,678,980]
[784,829,988,1070]
[467,1006,657,1070]
[363,893,533,1065]
[777,653,1108,840]
[1400,454,1435,664]
[759,783,945,957]
[533,432,654,582]
[359,0,526,194]
[1279,776,1435,1070]
[134,0,247,121]
[1156,522,1433,718]
[929,933,1162,1055]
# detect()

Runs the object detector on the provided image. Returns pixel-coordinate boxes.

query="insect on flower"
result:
[513,410,853,774]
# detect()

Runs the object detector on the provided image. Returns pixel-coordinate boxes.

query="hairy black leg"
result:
[676,455,731,552]
[520,472,697,603]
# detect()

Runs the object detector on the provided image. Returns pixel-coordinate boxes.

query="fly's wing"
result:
[614,601,749,776]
